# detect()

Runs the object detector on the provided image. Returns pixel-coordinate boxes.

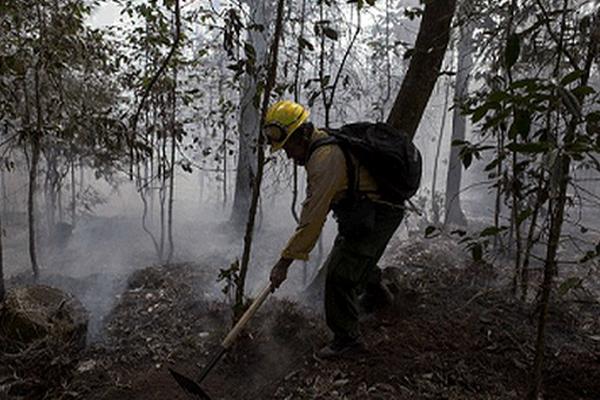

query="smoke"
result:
[2,165,342,341]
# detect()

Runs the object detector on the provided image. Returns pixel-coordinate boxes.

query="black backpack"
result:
[309,122,422,204]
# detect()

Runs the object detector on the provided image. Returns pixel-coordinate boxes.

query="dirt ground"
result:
[2,235,600,399]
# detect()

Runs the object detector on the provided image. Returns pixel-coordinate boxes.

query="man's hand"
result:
[270,258,293,291]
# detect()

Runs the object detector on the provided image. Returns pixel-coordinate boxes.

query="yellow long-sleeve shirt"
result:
[281,129,379,261]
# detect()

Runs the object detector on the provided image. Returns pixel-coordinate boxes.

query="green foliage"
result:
[217,259,240,298]
[454,0,600,269]
[0,0,129,179]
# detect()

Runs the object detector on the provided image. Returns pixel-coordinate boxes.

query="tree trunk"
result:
[70,159,76,226]
[445,8,473,227]
[0,209,4,303]
[528,153,569,400]
[521,171,545,300]
[222,133,227,210]
[306,0,457,297]
[44,151,58,238]
[1,167,7,215]
[528,10,598,397]
[166,66,177,264]
[493,127,504,250]
[28,136,41,280]
[386,0,457,139]
[431,76,451,224]
[159,121,167,261]
[235,0,285,316]
[230,0,268,227]
[57,179,63,223]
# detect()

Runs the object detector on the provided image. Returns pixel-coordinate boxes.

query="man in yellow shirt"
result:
[263,100,404,359]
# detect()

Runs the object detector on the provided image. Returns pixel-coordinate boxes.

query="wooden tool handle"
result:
[222,282,272,349]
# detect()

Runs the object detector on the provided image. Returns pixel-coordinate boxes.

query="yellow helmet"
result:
[263,100,310,152]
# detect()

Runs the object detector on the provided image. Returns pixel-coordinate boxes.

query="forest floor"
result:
[2,234,600,400]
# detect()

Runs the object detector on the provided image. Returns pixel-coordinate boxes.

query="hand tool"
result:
[169,282,272,399]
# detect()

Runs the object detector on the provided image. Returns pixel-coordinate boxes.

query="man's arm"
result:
[279,145,347,260]
[269,146,346,289]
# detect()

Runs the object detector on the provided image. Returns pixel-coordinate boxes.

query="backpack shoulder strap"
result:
[307,136,338,160]
[306,133,357,201]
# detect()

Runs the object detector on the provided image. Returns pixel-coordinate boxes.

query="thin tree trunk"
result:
[528,11,597,396]
[71,159,76,226]
[150,102,157,223]
[221,80,228,210]
[291,0,307,224]
[166,66,177,264]
[57,178,63,222]
[159,116,167,262]
[493,128,504,250]
[431,77,451,224]
[387,0,457,139]
[510,150,523,294]
[236,0,286,315]
[28,135,41,280]
[0,209,5,302]
[521,171,545,300]
[292,0,307,281]
[528,153,569,400]
[1,167,7,215]
[0,123,7,214]
[79,160,84,194]
[29,22,44,279]
[231,1,268,227]
[445,4,472,226]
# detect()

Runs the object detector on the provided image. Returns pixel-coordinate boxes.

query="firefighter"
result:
[264,100,403,359]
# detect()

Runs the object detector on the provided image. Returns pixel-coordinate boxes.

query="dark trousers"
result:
[324,199,404,341]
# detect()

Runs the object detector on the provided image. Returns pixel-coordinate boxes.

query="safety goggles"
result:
[263,122,288,146]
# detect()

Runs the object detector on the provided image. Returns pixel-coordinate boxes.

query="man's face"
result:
[283,135,308,166]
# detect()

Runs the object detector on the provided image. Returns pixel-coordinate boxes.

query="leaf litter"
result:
[1,235,599,399]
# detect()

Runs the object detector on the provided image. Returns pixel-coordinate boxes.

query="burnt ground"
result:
[2,235,600,400]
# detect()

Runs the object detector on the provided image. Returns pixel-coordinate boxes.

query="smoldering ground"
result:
[1,166,341,341]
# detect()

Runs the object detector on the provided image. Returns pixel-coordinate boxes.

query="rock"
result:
[0,285,88,349]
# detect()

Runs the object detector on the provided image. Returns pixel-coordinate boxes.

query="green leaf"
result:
[572,86,595,98]
[505,33,521,70]
[298,37,314,51]
[425,226,439,238]
[510,110,531,140]
[243,41,256,60]
[557,86,581,117]
[479,226,504,237]
[506,141,551,154]
[557,277,582,296]
[461,151,473,169]
[488,90,510,103]
[484,158,501,172]
[322,27,338,40]
[472,104,490,123]
[587,111,600,123]
[560,70,584,86]
[511,79,539,89]
[516,208,533,226]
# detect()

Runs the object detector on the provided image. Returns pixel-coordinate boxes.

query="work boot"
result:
[316,337,365,360]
